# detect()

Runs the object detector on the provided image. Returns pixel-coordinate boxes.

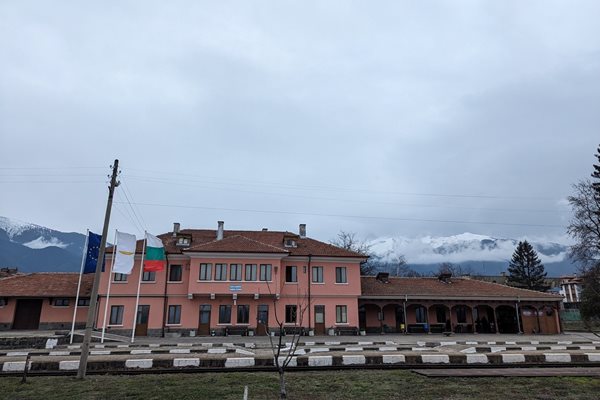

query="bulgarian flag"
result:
[144,233,166,271]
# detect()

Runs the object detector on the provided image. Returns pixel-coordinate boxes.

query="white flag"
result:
[113,231,137,274]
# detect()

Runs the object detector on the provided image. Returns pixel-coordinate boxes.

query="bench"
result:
[335,326,359,336]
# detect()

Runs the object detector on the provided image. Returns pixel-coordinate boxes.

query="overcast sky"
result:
[1,1,599,244]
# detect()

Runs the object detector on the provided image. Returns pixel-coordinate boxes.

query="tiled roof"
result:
[107,228,365,258]
[185,235,290,253]
[360,276,563,301]
[0,273,93,297]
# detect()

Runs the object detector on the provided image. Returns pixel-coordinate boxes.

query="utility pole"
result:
[77,160,120,379]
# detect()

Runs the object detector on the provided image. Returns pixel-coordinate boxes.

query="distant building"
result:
[559,275,583,308]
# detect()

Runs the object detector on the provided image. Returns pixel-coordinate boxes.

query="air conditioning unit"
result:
[254,293,259,300]
[232,294,238,300]
[210,293,216,300]
[187,293,193,300]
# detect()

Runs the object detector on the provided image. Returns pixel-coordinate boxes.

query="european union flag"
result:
[83,232,105,274]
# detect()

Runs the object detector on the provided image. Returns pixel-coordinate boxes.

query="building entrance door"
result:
[135,305,150,336]
[13,299,43,330]
[314,305,326,335]
[257,305,269,335]
[198,305,211,336]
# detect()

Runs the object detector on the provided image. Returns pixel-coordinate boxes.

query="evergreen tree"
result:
[506,240,548,291]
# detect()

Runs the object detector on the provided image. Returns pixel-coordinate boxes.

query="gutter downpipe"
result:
[403,294,408,335]
[307,254,312,333]
[515,296,522,334]
[161,252,169,338]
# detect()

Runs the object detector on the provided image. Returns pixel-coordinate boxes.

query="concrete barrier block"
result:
[440,341,457,346]
[7,351,29,357]
[421,354,450,364]
[59,360,80,370]
[521,346,537,351]
[382,354,405,364]
[90,350,111,355]
[308,356,333,367]
[49,351,71,356]
[325,341,340,346]
[346,347,363,352]
[2,361,26,372]
[379,346,397,352]
[502,354,525,363]
[550,346,567,350]
[276,356,297,367]
[177,343,193,347]
[466,354,488,364]
[173,358,200,367]
[170,349,191,354]
[208,348,227,354]
[490,346,506,353]
[465,341,478,345]
[225,357,255,368]
[586,353,600,362]
[358,341,373,346]
[545,353,571,363]
[126,359,153,368]
[342,355,366,365]
[310,347,329,353]
[130,349,152,355]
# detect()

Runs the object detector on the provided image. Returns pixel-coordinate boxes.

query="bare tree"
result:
[567,180,600,269]
[330,231,374,275]
[262,280,310,399]
[567,145,600,332]
[436,262,476,277]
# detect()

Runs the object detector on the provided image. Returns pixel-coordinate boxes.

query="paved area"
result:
[413,367,600,377]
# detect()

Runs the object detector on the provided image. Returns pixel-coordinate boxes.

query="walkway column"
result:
[378,305,384,334]
[403,296,408,335]
[515,301,522,334]
[448,305,453,333]
[493,306,500,334]
[471,305,477,334]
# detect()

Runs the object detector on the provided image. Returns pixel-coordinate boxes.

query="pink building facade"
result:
[97,223,364,337]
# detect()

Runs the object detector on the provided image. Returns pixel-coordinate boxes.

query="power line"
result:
[123,170,560,201]
[114,201,567,229]
[123,175,567,214]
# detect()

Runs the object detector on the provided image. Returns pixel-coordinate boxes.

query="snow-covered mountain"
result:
[0,216,86,272]
[368,232,575,276]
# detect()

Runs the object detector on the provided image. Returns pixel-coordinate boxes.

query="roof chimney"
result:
[262,228,268,231]
[217,221,224,241]
[299,223,306,239]
[172,222,180,237]
[376,272,390,283]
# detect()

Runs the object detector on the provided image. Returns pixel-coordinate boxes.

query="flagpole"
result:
[70,229,90,344]
[131,232,147,343]
[101,230,118,344]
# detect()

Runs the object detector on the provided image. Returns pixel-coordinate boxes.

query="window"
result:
[53,298,69,307]
[77,298,90,307]
[167,305,181,324]
[259,264,272,281]
[109,305,124,325]
[245,264,257,281]
[456,306,467,323]
[312,266,324,283]
[113,273,127,282]
[237,305,250,324]
[335,267,347,283]
[169,265,182,282]
[219,305,231,324]
[0,298,7,307]
[142,271,156,282]
[415,306,427,324]
[436,307,447,324]
[285,266,297,283]
[230,264,242,281]
[336,305,348,323]
[198,263,212,281]
[285,305,297,323]
[215,264,227,281]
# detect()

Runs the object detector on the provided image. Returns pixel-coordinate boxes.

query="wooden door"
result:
[314,305,325,335]
[13,299,43,330]
[198,305,211,336]
[135,305,150,336]
[256,305,269,335]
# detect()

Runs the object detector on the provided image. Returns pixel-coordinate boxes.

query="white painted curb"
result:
[225,358,255,368]
[308,356,333,367]
[125,359,153,368]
